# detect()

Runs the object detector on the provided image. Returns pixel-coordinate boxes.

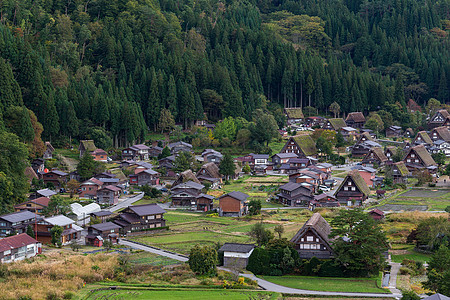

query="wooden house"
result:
[170,181,204,207]
[91,149,108,162]
[79,178,104,199]
[97,185,121,205]
[340,126,358,141]
[285,108,304,125]
[148,146,163,158]
[308,194,339,211]
[36,215,82,245]
[280,136,318,158]
[122,144,151,161]
[130,169,159,186]
[219,243,255,269]
[407,99,422,113]
[31,188,57,199]
[272,153,298,167]
[42,170,68,189]
[0,234,41,263]
[196,162,222,188]
[442,116,450,130]
[404,128,414,138]
[113,204,166,235]
[345,112,366,129]
[430,126,450,142]
[43,142,55,159]
[361,147,388,166]
[428,109,450,129]
[90,210,113,223]
[385,146,399,162]
[403,144,437,172]
[323,118,346,131]
[351,132,380,157]
[195,193,214,211]
[391,161,409,184]
[78,140,97,157]
[356,166,377,188]
[201,149,223,164]
[386,125,403,138]
[277,182,313,207]
[85,222,122,246]
[31,158,45,175]
[369,209,385,220]
[172,170,201,187]
[305,116,326,128]
[14,197,50,214]
[0,211,42,237]
[218,191,249,217]
[334,170,370,206]
[158,155,176,176]
[168,141,193,154]
[432,140,450,156]
[290,213,334,259]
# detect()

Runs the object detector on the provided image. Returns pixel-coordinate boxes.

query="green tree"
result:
[44,195,71,216]
[335,131,345,148]
[329,209,389,277]
[159,108,175,133]
[432,152,446,166]
[236,129,251,150]
[248,199,262,215]
[274,224,284,239]
[26,225,34,239]
[158,146,171,159]
[400,291,420,300]
[188,244,218,276]
[77,152,101,181]
[316,136,332,156]
[365,113,384,133]
[219,154,236,180]
[426,98,441,117]
[242,163,251,174]
[173,151,194,173]
[248,223,274,247]
[329,102,341,118]
[214,117,237,141]
[250,111,278,146]
[51,225,63,247]
[423,242,450,295]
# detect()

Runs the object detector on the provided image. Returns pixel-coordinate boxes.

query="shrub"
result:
[318,260,345,277]
[401,290,420,300]
[399,267,413,275]
[247,248,271,275]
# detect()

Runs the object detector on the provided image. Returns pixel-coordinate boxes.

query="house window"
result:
[411,154,415,158]
[348,181,352,185]
[306,236,314,242]
[316,238,319,242]
[301,238,304,242]
[415,159,419,163]
[351,187,355,191]
[407,159,411,162]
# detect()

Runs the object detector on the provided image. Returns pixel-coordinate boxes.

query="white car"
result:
[319,185,331,192]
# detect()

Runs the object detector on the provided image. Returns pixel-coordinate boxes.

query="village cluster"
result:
[0,107,449,268]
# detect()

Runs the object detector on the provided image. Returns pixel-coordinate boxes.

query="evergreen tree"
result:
[219,153,236,180]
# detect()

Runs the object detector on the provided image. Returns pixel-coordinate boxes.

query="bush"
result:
[247,248,271,275]
[318,260,345,277]
[399,267,413,275]
[304,257,321,276]
[401,290,420,300]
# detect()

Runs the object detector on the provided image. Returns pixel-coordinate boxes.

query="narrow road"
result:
[120,239,401,298]
[388,263,402,295]
[108,192,144,212]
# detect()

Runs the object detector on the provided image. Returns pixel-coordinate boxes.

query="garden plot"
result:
[376,204,428,211]
[379,188,450,211]
[400,189,450,198]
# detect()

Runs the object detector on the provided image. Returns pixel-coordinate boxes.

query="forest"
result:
[0,0,449,208]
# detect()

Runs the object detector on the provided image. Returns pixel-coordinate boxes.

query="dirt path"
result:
[59,155,78,172]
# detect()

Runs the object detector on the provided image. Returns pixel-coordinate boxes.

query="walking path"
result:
[120,239,402,298]
[388,262,402,295]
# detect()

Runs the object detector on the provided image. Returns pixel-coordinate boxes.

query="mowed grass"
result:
[131,231,252,255]
[84,288,279,299]
[390,244,432,263]
[260,275,390,294]
[129,251,181,266]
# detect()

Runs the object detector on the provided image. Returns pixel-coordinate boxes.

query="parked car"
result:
[319,185,330,192]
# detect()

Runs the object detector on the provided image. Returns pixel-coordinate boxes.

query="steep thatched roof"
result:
[357,132,375,144]
[285,108,304,119]
[336,170,370,197]
[409,145,436,167]
[385,146,398,156]
[393,161,409,176]
[79,140,97,152]
[172,170,200,187]
[292,135,318,156]
[368,147,388,162]
[415,131,433,145]
[346,112,365,123]
[24,166,38,183]
[432,126,450,142]
[197,162,221,179]
[290,213,332,245]
[328,118,346,130]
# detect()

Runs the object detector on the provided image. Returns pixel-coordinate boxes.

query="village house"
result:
[277,182,313,207]
[129,168,159,186]
[36,215,82,245]
[404,128,414,138]
[428,109,450,129]
[219,191,249,217]
[113,204,166,235]
[201,149,223,164]
[361,128,377,139]
[323,118,346,132]
[391,161,409,184]
[413,131,433,146]
[42,170,68,189]
[149,146,163,158]
[219,243,255,269]
[403,144,437,173]
[30,188,57,200]
[385,146,400,162]
[334,170,370,206]
[369,209,385,220]
[31,158,45,175]
[78,140,97,157]
[308,194,339,211]
[305,116,326,128]
[430,126,450,142]
[351,132,380,157]
[290,213,334,259]
[170,181,204,207]
[122,144,151,161]
[195,194,214,211]
[271,153,298,167]
[285,108,304,125]
[280,136,318,158]
[168,141,193,154]
[289,170,320,191]
[432,139,450,156]
[361,147,389,166]
[340,126,358,141]
[91,149,108,162]
[196,162,222,189]
[386,125,403,138]
[345,112,366,129]
[158,155,176,176]
[14,197,50,214]
[0,211,42,237]
[172,169,201,187]
[407,99,422,113]
[97,185,121,205]
[24,167,38,184]
[85,222,122,246]
[43,142,55,159]
[0,234,41,263]
[79,178,104,199]
[279,157,311,174]
[90,210,113,223]
[354,166,378,188]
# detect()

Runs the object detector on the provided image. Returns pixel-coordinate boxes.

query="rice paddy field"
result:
[376,188,450,211]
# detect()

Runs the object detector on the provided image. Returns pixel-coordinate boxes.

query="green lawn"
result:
[390,244,432,263]
[129,251,181,266]
[260,275,390,294]
[130,231,252,255]
[83,288,278,299]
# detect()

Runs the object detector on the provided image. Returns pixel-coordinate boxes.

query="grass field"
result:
[82,287,279,299]
[260,275,389,294]
[129,251,181,266]
[390,244,432,263]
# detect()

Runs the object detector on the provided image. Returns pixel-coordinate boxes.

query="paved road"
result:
[388,263,402,295]
[108,192,144,212]
[120,239,401,298]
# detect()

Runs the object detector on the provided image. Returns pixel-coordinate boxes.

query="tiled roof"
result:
[0,233,38,252]
[220,191,249,202]
[37,188,57,197]
[0,210,38,223]
[90,222,122,231]
[279,182,303,192]
[44,215,74,226]
[219,243,255,253]
[103,185,122,192]
[128,203,166,216]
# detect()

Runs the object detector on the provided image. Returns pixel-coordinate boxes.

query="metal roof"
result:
[0,210,38,223]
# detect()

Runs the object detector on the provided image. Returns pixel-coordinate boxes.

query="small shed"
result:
[369,208,385,220]
[219,243,255,269]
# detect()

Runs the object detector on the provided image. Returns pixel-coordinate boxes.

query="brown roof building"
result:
[430,126,450,142]
[334,170,370,206]
[218,191,249,217]
[14,197,50,214]
[361,147,389,166]
[403,144,437,172]
[428,109,450,129]
[345,112,366,129]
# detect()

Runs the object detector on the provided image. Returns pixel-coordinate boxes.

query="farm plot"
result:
[378,189,450,211]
